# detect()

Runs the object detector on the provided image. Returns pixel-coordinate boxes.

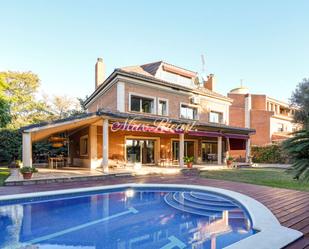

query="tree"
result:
[0,71,51,128]
[283,129,309,180]
[0,76,11,128]
[0,129,22,163]
[283,78,309,180]
[290,78,309,127]
[47,95,84,119]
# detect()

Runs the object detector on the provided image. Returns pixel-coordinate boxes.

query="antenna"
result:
[201,54,206,74]
[240,79,244,87]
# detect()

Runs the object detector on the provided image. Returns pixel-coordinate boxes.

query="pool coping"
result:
[0,183,303,249]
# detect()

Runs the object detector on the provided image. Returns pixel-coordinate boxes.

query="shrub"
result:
[251,144,290,164]
[0,128,22,163]
[20,166,38,174]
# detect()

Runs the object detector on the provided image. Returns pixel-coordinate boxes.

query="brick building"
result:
[21,59,255,170]
[228,86,299,149]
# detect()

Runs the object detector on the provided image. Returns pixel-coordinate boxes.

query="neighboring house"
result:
[228,86,299,147]
[21,58,254,170]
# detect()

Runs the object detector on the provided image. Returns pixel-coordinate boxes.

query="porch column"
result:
[245,138,251,163]
[89,125,98,170]
[22,132,32,167]
[179,133,184,167]
[217,136,222,165]
[225,137,230,162]
[102,118,109,172]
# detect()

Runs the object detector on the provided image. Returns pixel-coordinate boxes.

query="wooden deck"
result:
[0,175,308,249]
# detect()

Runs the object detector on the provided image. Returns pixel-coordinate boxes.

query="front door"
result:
[126,139,155,164]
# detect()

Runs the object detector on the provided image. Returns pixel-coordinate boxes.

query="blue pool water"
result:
[0,187,256,249]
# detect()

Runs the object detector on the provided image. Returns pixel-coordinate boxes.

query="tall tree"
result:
[283,78,309,181]
[290,78,309,127]
[0,71,51,128]
[0,76,11,128]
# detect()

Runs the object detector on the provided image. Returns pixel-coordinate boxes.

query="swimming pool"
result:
[0,184,303,249]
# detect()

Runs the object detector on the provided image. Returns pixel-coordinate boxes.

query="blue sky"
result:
[1,0,308,102]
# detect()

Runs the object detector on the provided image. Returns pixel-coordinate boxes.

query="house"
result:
[228,86,299,148]
[21,58,255,171]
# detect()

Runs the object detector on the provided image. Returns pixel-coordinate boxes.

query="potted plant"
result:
[184,156,194,168]
[226,156,234,168]
[20,166,38,180]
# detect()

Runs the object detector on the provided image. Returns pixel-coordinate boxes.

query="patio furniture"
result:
[159,158,173,167]
[48,156,67,169]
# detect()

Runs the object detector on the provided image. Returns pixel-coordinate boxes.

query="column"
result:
[246,138,251,163]
[217,136,222,165]
[102,119,109,172]
[22,133,32,167]
[225,137,230,160]
[89,125,98,169]
[245,94,251,129]
[179,133,184,167]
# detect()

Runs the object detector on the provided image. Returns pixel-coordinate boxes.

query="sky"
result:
[0,0,308,102]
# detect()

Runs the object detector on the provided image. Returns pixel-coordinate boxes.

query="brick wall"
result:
[250,109,272,145]
[87,84,117,112]
[228,93,246,128]
[251,95,267,110]
[124,82,191,120]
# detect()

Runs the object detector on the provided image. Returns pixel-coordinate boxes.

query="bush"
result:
[0,128,22,163]
[251,144,290,164]
[0,128,68,164]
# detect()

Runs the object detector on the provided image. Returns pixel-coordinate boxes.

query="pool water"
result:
[0,187,256,249]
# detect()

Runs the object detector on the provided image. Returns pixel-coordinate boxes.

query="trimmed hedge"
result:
[251,144,290,164]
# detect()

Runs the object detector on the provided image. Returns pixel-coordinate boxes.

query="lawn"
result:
[0,167,10,186]
[199,168,309,192]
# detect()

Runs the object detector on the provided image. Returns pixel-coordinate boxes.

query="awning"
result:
[229,138,246,150]
[188,130,222,137]
[223,133,249,139]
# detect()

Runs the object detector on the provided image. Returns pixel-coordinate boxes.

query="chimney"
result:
[204,74,215,91]
[95,58,105,89]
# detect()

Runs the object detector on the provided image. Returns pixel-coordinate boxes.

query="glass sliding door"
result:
[126,140,141,163]
[126,139,155,164]
[201,141,218,163]
[172,141,195,161]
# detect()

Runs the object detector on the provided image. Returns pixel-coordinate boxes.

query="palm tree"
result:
[283,129,309,181]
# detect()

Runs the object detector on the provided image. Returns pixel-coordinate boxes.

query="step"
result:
[164,192,246,219]
[182,192,238,208]
[190,192,235,203]
[173,192,239,212]
[164,193,221,218]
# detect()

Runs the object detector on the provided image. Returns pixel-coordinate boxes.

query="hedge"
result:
[0,129,22,163]
[0,129,67,164]
[251,144,290,164]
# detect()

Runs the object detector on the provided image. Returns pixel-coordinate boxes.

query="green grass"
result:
[199,168,309,192]
[0,167,10,186]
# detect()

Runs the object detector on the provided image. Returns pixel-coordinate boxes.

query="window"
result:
[209,111,223,123]
[180,104,197,120]
[130,95,154,113]
[158,99,168,116]
[277,123,284,132]
[80,135,88,156]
